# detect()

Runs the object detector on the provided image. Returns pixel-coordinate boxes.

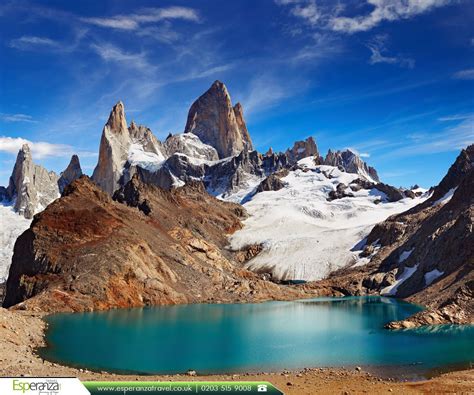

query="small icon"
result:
[257,384,268,392]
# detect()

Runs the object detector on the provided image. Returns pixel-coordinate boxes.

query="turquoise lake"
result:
[40,297,474,376]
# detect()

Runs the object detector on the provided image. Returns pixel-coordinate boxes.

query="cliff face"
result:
[3,176,316,312]
[6,144,59,219]
[184,81,253,158]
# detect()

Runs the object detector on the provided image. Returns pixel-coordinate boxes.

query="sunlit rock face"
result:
[184,80,253,158]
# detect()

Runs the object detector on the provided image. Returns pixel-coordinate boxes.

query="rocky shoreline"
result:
[1,306,473,394]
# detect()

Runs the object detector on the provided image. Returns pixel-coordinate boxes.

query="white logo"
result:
[257,384,268,392]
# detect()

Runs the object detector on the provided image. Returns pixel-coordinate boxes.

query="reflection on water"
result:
[40,296,474,376]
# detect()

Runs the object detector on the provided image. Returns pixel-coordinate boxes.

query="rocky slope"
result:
[0,148,87,285]
[313,145,473,326]
[184,80,253,158]
[3,176,322,312]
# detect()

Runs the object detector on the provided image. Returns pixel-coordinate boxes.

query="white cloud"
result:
[367,35,414,68]
[452,68,474,80]
[0,136,96,160]
[329,0,451,33]
[9,35,60,50]
[290,1,321,26]
[0,136,71,159]
[0,113,36,123]
[81,6,200,31]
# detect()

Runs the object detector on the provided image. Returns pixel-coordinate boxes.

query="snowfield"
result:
[0,204,31,283]
[229,157,427,281]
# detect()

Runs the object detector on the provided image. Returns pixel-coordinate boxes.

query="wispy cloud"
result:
[452,68,474,80]
[367,34,414,68]
[284,0,321,26]
[0,113,36,123]
[8,35,60,50]
[329,0,451,33]
[81,6,200,31]
[90,43,153,71]
[388,115,474,157]
[438,113,474,122]
[0,136,96,160]
[238,76,291,115]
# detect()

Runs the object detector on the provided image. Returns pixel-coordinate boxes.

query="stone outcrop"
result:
[58,155,83,193]
[324,149,379,182]
[373,182,405,202]
[5,144,59,219]
[92,101,131,195]
[184,81,253,158]
[256,170,289,193]
[286,137,320,163]
[3,176,319,312]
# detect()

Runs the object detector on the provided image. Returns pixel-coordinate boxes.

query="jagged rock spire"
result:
[6,144,59,219]
[184,80,254,158]
[92,101,132,195]
[58,154,83,193]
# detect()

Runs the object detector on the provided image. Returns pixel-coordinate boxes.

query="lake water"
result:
[40,297,474,376]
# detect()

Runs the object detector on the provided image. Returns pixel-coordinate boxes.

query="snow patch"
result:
[381,264,419,296]
[424,268,444,286]
[128,143,166,172]
[0,204,32,282]
[399,248,414,263]
[433,187,457,206]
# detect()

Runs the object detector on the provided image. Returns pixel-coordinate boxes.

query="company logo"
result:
[12,379,61,395]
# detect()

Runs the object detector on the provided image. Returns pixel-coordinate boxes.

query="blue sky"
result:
[0,0,473,188]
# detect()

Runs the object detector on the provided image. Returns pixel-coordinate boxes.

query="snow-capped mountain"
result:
[88,82,385,205]
[0,80,420,287]
[229,157,427,281]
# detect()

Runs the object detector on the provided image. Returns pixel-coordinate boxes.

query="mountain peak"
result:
[184,81,253,158]
[58,154,83,193]
[106,101,128,134]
